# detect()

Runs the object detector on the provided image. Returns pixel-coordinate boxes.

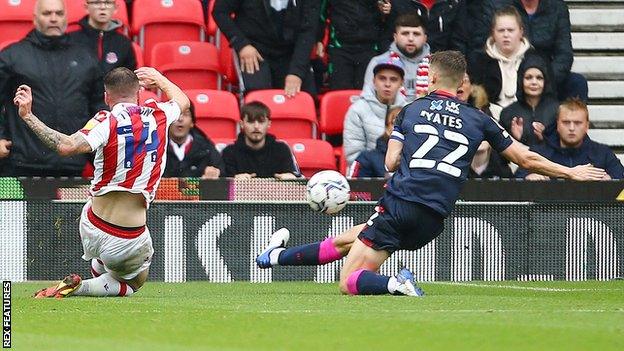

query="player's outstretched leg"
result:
[256,224,363,269]
[339,239,424,296]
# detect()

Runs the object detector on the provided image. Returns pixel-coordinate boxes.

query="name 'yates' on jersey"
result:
[420,99,463,129]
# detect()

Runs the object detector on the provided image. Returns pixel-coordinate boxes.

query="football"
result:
[305,170,351,214]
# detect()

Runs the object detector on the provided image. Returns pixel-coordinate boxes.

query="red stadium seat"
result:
[0,0,36,43]
[206,0,217,39]
[281,139,337,178]
[244,90,317,139]
[319,90,361,138]
[218,32,238,88]
[151,41,221,90]
[66,0,130,35]
[132,0,205,65]
[185,89,240,139]
[132,41,144,67]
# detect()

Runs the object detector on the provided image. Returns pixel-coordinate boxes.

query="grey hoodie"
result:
[343,87,407,166]
[362,42,431,101]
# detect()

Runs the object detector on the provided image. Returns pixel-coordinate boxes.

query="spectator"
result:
[456,72,512,178]
[0,0,106,177]
[348,107,402,178]
[388,0,468,55]
[472,0,587,101]
[316,0,391,90]
[469,6,533,109]
[222,102,299,179]
[213,0,320,97]
[345,55,407,167]
[500,55,558,147]
[163,102,225,179]
[70,0,137,74]
[363,13,430,101]
[516,99,624,180]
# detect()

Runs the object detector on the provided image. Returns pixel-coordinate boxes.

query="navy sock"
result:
[356,270,391,295]
[277,242,321,266]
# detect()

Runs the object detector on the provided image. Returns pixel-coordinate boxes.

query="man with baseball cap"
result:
[344,54,407,167]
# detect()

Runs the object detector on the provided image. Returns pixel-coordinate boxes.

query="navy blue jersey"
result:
[386,91,513,216]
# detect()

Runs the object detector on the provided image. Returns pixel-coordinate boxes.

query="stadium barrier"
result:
[1,198,622,283]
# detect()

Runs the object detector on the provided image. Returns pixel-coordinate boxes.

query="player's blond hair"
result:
[558,98,589,122]
[429,51,466,89]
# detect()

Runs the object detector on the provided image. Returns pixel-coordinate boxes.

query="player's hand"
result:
[238,45,263,74]
[284,74,302,98]
[201,166,220,180]
[315,42,325,58]
[13,85,33,119]
[525,173,549,181]
[377,0,391,14]
[510,116,523,141]
[568,164,607,181]
[274,172,297,180]
[234,173,256,180]
[135,67,165,90]
[532,121,545,141]
[0,139,12,158]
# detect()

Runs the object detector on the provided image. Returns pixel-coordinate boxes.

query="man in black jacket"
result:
[222,102,299,179]
[213,0,320,97]
[0,0,107,176]
[70,0,136,74]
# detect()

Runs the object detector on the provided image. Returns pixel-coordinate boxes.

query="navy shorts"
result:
[358,193,445,253]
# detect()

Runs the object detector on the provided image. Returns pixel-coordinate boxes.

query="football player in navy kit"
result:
[257,51,607,296]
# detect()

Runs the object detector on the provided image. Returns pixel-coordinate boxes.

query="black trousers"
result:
[328,46,378,90]
[240,54,316,96]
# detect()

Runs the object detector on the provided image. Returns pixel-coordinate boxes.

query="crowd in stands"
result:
[0,0,621,180]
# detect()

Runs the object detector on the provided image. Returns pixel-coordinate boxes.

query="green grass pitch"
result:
[10,281,624,350]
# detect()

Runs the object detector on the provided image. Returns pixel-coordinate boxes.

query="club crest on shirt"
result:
[429,100,443,111]
[105,52,118,64]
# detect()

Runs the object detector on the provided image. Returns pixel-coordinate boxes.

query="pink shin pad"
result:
[346,269,365,295]
[318,237,343,264]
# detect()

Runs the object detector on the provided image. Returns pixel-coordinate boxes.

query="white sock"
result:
[387,276,399,294]
[73,273,134,297]
[90,259,106,277]
[269,248,285,266]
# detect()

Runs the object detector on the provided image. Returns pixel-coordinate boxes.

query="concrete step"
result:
[572,56,624,80]
[572,32,624,51]
[587,129,624,146]
[588,105,624,124]
[587,81,624,99]
[570,8,624,31]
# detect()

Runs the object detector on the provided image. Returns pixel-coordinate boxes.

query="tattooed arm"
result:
[14,85,92,156]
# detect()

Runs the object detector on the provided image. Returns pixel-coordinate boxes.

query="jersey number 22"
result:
[409,124,468,177]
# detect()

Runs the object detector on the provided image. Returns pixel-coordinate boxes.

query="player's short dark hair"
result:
[492,6,524,32]
[394,12,426,33]
[104,67,139,98]
[430,50,466,88]
[241,101,270,122]
[558,98,589,122]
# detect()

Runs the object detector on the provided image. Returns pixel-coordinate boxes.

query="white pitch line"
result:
[431,282,621,292]
[257,309,623,314]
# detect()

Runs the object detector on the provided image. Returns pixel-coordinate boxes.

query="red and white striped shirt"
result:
[78,99,181,204]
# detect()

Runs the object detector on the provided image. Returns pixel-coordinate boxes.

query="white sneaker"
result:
[256,228,290,268]
[394,267,425,297]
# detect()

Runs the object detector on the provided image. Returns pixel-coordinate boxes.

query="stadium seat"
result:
[132,0,205,65]
[132,41,144,67]
[219,32,239,89]
[151,41,221,91]
[185,89,240,139]
[206,0,217,39]
[66,0,130,35]
[319,90,360,175]
[319,90,361,138]
[281,139,337,178]
[244,90,317,139]
[0,0,36,43]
